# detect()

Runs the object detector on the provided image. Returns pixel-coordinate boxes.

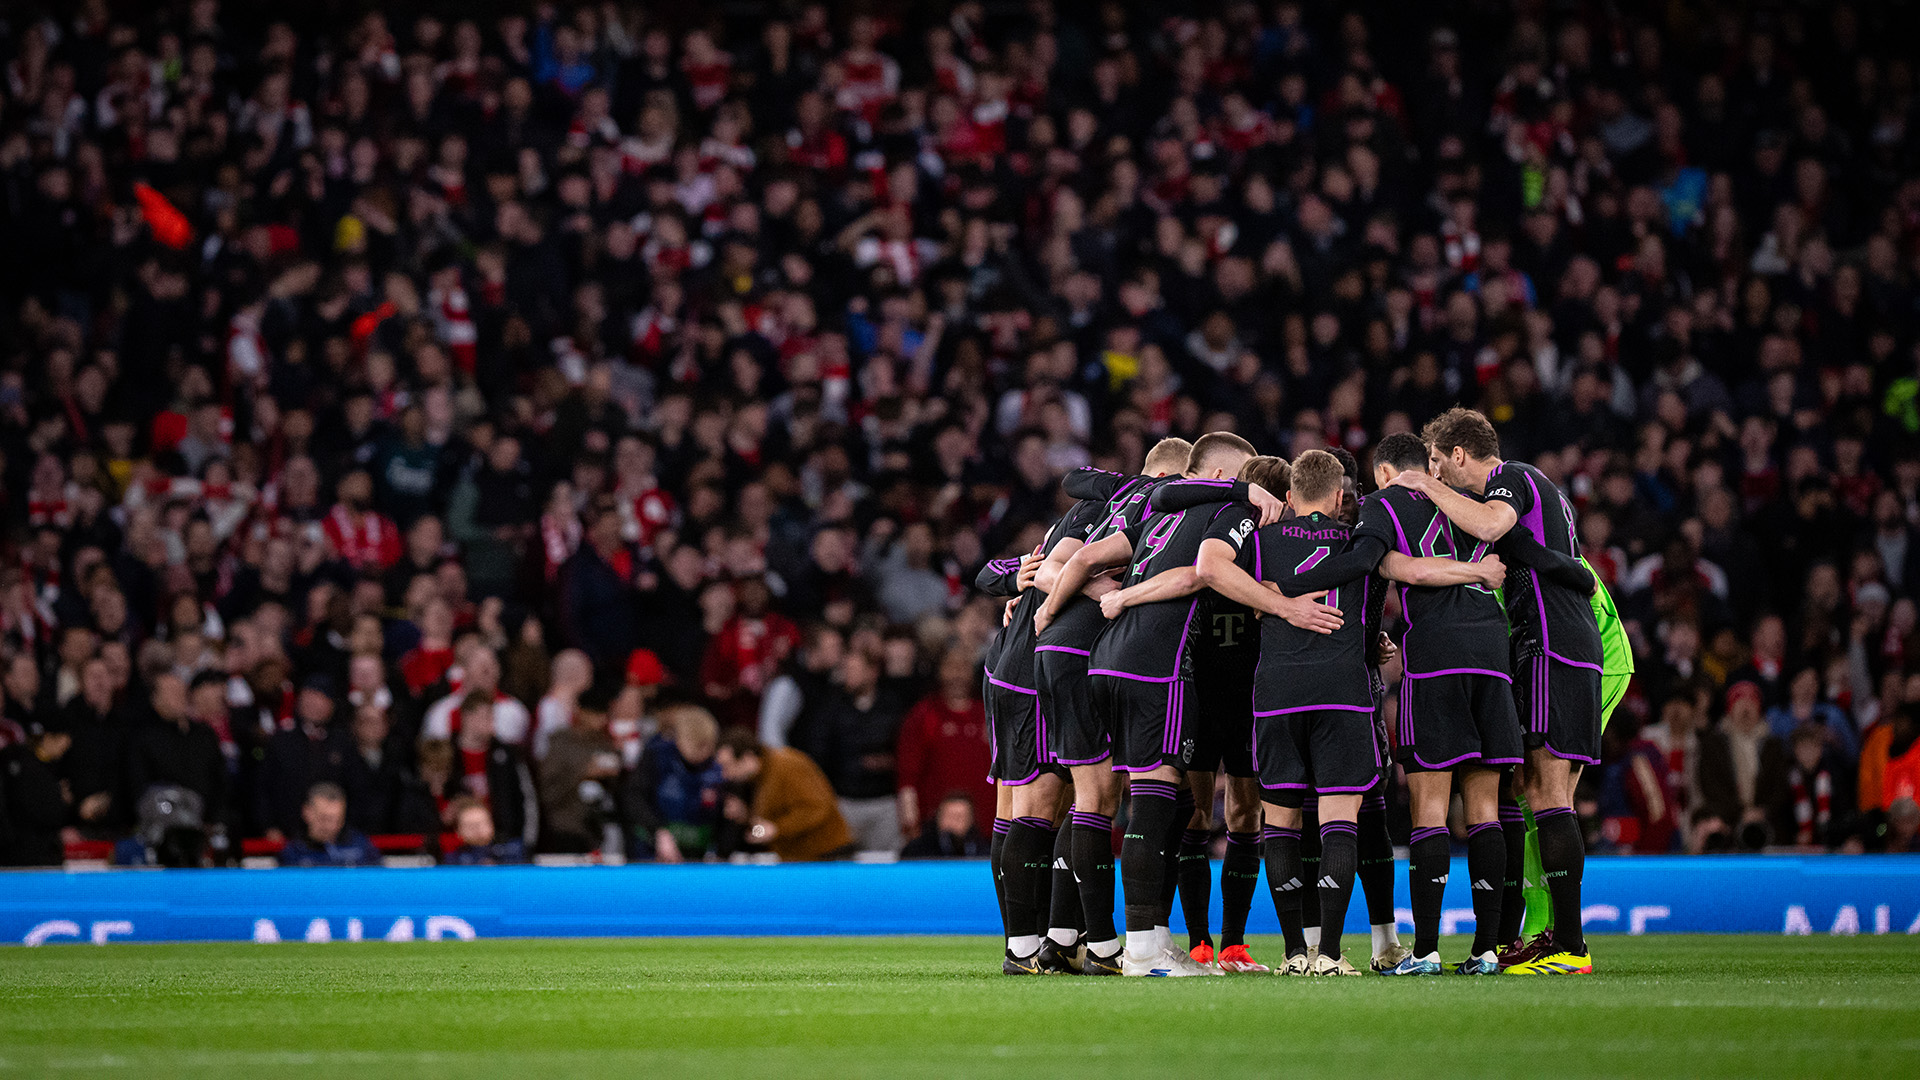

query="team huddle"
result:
[977,407,1631,978]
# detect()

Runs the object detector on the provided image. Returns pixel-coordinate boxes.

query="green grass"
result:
[2,935,1916,1079]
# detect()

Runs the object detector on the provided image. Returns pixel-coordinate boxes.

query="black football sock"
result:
[1316,820,1359,962]
[1535,806,1587,955]
[1357,798,1398,927]
[1033,825,1058,939]
[1070,811,1118,947]
[1177,828,1213,950]
[1160,787,1195,923]
[1299,801,1323,945]
[1466,821,1505,956]
[1218,830,1260,950]
[991,818,1011,940]
[1122,781,1180,938]
[1498,799,1528,944]
[1261,823,1307,957]
[1047,823,1082,943]
[1003,816,1053,952]
[1408,826,1451,958]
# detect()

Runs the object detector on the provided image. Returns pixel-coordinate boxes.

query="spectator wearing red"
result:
[895,648,993,838]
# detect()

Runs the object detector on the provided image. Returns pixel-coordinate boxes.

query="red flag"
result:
[133,182,192,249]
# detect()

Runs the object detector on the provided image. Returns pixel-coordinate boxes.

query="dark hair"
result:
[1238,454,1290,493]
[305,781,347,805]
[718,729,764,759]
[1373,432,1430,472]
[1423,407,1501,461]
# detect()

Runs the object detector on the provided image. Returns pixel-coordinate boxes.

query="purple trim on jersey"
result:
[1035,644,1092,656]
[1252,702,1373,717]
[985,673,1039,696]
[1467,820,1502,838]
[1518,469,1554,655]
[1402,666,1512,682]
[1087,668,1180,682]
[1381,498,1416,652]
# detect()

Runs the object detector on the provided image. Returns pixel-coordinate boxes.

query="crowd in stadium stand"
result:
[2,0,1920,868]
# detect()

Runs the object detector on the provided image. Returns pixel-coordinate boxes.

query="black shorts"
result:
[1091,673,1196,773]
[1192,651,1256,778]
[1037,645,1107,767]
[985,674,1047,785]
[1513,654,1603,765]
[1395,673,1524,773]
[1254,706,1381,805]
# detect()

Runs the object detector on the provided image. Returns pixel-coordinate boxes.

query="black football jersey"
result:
[986,492,1124,689]
[1035,473,1177,658]
[1234,510,1378,713]
[1087,497,1241,681]
[1351,486,1510,679]
[1483,460,1603,668]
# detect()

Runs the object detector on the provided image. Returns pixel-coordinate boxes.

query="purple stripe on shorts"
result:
[1402,667,1512,682]
[1317,777,1380,794]
[1546,650,1605,672]
[999,767,1045,786]
[1252,702,1373,716]
[1087,668,1180,683]
[1035,645,1092,656]
[985,674,1039,696]
[1542,743,1602,765]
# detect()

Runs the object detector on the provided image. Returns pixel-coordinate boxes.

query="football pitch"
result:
[2,935,1915,1079]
